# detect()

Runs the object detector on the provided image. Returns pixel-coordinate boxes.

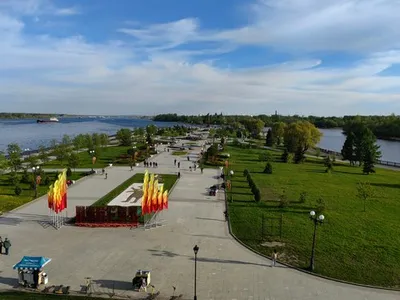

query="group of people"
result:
[143,161,158,167]
[0,236,11,255]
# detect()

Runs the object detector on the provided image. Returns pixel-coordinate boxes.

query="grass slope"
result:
[0,172,84,213]
[92,173,178,207]
[43,146,133,169]
[226,145,400,288]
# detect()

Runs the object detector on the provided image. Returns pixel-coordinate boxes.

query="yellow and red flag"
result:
[152,180,158,212]
[157,185,164,211]
[142,170,149,214]
[147,173,154,213]
[48,184,54,209]
[162,190,168,209]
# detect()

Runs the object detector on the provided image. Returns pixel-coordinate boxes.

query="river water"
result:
[318,128,400,163]
[0,117,177,152]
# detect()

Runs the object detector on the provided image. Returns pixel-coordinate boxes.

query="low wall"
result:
[75,206,140,227]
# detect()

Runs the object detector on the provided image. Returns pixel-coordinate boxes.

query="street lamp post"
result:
[309,210,325,272]
[193,245,199,300]
[32,166,41,198]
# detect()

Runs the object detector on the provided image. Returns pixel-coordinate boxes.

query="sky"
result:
[1,0,400,116]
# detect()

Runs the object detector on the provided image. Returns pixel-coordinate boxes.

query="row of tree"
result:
[154,113,400,139]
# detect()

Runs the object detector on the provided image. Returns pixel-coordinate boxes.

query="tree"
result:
[241,118,265,138]
[73,134,85,151]
[265,129,274,146]
[53,144,68,165]
[99,133,109,147]
[263,162,273,174]
[133,127,145,137]
[92,133,101,147]
[205,144,219,162]
[341,132,356,165]
[361,129,381,174]
[84,133,94,150]
[356,182,375,212]
[271,122,286,145]
[324,155,334,173]
[116,128,133,146]
[67,152,80,171]
[25,155,39,169]
[38,145,49,164]
[62,134,71,146]
[7,143,22,172]
[283,121,322,157]
[146,124,157,136]
[0,152,8,175]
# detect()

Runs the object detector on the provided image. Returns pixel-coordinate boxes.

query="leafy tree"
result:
[146,124,157,136]
[0,151,8,175]
[10,172,21,186]
[73,134,86,151]
[92,133,101,147]
[7,143,22,172]
[84,133,94,150]
[341,132,356,166]
[38,145,49,164]
[62,134,71,146]
[254,187,261,202]
[271,122,286,145]
[99,133,109,147]
[324,155,334,173]
[116,128,133,146]
[205,144,219,162]
[67,152,80,171]
[53,144,68,165]
[361,129,381,174]
[66,167,72,177]
[265,129,274,146]
[14,185,22,196]
[294,147,305,164]
[241,118,265,138]
[284,121,322,157]
[133,127,145,137]
[356,182,375,212]
[25,155,39,169]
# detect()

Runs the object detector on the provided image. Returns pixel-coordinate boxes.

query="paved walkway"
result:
[0,140,398,299]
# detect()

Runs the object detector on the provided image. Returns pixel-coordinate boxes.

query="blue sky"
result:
[1,0,400,116]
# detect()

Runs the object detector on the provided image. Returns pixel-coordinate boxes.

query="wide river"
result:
[0,118,399,163]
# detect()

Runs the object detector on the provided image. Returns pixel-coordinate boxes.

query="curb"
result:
[223,190,400,293]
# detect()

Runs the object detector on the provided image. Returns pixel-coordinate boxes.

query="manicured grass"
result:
[92,173,178,207]
[0,292,108,300]
[171,151,188,156]
[42,146,133,169]
[226,145,400,288]
[0,172,85,213]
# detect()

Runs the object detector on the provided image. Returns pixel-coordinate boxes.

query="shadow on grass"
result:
[333,170,363,175]
[371,183,400,189]
[189,257,272,267]
[231,192,253,196]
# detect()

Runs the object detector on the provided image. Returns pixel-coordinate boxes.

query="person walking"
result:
[201,167,204,174]
[187,156,190,161]
[174,159,176,166]
[177,162,180,168]
[3,238,11,255]
[105,173,108,180]
[271,249,278,267]
[0,236,3,254]
[102,168,105,175]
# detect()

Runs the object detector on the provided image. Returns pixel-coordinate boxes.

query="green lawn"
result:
[92,173,178,207]
[0,292,108,300]
[42,146,134,168]
[226,145,400,288]
[171,151,188,156]
[0,172,85,213]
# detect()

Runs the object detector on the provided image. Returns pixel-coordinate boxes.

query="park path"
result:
[0,140,398,299]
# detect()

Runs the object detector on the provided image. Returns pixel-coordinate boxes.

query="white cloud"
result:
[54,7,80,16]
[1,0,400,116]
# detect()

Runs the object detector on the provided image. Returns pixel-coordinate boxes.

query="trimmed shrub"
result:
[263,162,273,174]
[14,185,22,195]
[254,187,261,202]
[66,167,72,177]
[299,191,307,203]
[22,170,30,184]
[278,191,289,208]
[243,169,249,177]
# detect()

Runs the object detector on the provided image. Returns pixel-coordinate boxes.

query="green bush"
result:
[66,167,72,177]
[263,162,273,174]
[44,176,51,186]
[14,185,22,195]
[254,187,261,202]
[243,169,249,177]
[278,191,289,208]
[22,169,30,184]
[299,191,307,203]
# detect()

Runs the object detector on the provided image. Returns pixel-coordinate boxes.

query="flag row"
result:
[141,170,168,215]
[48,169,68,214]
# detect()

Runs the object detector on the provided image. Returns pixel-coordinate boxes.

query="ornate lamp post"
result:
[309,210,325,272]
[32,166,41,198]
[193,245,199,300]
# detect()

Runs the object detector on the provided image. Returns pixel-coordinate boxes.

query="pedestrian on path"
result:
[201,167,204,174]
[271,249,278,267]
[102,168,105,175]
[3,238,11,255]
[174,159,176,166]
[178,162,180,168]
[0,236,3,254]
[130,165,133,171]
[187,156,190,161]
[105,173,108,180]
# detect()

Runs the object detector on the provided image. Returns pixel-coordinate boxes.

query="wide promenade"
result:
[0,141,399,299]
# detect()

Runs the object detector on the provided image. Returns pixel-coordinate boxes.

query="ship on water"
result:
[36,117,59,123]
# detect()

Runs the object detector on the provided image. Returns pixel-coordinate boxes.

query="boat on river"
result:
[36,117,59,123]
